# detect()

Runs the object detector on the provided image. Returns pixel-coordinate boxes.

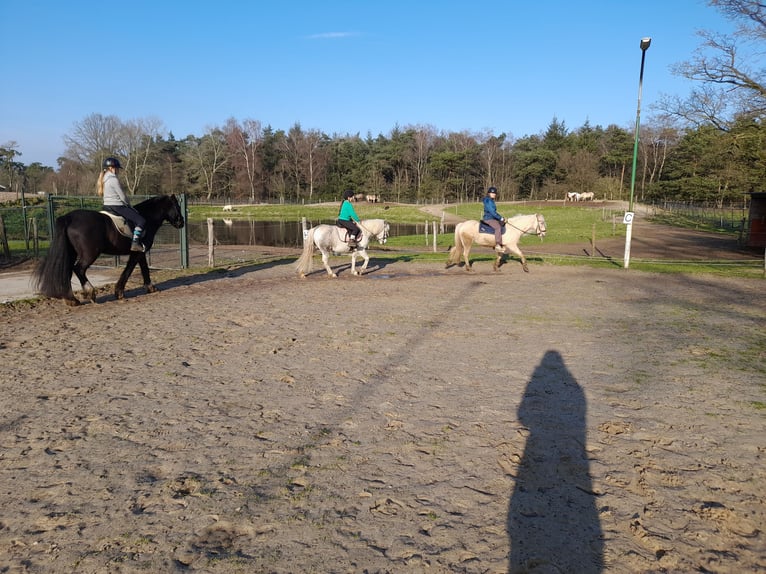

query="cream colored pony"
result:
[446,213,546,272]
[295,219,389,278]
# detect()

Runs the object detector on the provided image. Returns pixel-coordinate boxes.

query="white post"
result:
[432,221,437,252]
[207,218,214,267]
[623,219,633,268]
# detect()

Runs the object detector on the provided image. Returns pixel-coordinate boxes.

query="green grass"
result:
[189,202,625,245]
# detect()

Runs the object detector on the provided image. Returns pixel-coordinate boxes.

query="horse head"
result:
[376,221,390,244]
[360,219,389,245]
[166,195,185,229]
[535,214,547,239]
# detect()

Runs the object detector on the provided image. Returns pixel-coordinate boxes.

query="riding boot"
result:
[494,244,504,253]
[348,236,358,249]
[131,227,145,252]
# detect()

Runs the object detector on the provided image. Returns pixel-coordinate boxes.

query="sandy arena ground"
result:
[0,230,764,574]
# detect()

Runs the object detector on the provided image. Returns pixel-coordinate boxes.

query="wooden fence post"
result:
[0,215,10,259]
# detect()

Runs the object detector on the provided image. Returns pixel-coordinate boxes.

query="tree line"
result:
[1,0,762,208]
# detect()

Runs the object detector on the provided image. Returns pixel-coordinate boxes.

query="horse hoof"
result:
[146,285,157,294]
[65,298,80,307]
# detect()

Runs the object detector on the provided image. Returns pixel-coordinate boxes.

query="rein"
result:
[505,215,544,236]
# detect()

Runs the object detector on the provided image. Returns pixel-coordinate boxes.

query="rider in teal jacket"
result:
[337,189,362,248]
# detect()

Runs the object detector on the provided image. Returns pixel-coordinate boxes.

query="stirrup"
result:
[131,240,145,252]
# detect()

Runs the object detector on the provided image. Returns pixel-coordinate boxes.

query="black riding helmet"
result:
[103,157,122,170]
[343,189,355,200]
[487,186,497,195]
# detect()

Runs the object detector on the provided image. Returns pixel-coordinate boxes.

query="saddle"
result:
[100,211,133,238]
[478,220,507,235]
[335,221,356,244]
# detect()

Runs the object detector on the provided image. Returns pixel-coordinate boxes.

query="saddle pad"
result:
[478,221,507,235]
[100,211,133,238]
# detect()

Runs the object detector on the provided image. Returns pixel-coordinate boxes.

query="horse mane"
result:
[134,195,169,213]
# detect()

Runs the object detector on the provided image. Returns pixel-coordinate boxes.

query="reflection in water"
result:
[508,350,603,573]
[185,220,447,248]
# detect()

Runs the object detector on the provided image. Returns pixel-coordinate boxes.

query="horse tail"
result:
[295,227,317,276]
[446,223,464,265]
[32,214,75,298]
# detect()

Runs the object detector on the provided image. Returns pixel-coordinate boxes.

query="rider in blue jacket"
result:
[482,186,506,252]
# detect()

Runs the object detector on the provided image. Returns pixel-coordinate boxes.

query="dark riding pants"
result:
[106,205,146,232]
[336,219,360,240]
[483,219,503,246]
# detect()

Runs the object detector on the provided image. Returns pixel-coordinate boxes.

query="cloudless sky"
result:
[1,0,735,168]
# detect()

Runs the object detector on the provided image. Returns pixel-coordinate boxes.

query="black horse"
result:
[33,195,185,306]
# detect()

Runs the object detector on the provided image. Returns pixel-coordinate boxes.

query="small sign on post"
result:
[623,212,635,224]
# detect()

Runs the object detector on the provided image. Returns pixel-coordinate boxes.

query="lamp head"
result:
[640,37,651,51]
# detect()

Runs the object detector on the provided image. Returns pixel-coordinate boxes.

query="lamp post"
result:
[623,36,651,269]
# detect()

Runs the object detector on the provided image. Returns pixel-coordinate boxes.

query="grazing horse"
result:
[33,195,185,305]
[446,213,547,272]
[295,218,389,278]
[566,192,580,202]
[579,191,594,201]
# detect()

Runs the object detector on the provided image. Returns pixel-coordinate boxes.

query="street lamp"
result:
[624,36,651,269]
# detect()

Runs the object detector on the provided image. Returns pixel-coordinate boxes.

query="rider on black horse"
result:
[482,186,506,252]
[98,157,146,252]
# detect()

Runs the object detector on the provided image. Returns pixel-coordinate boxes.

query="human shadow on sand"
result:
[508,350,603,573]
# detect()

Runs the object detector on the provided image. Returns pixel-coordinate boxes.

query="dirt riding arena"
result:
[1,234,765,572]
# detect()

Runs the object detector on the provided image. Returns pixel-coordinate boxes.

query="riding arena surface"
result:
[0,220,764,573]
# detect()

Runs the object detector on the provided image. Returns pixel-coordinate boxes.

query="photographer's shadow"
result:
[508,350,603,573]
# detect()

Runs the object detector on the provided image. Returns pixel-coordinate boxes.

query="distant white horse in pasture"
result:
[223,204,233,212]
[579,191,595,201]
[446,213,547,272]
[366,194,379,203]
[566,192,580,202]
[295,219,389,278]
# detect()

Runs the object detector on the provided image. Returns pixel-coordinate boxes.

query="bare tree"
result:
[120,117,164,195]
[409,124,437,202]
[63,113,123,165]
[224,118,263,203]
[281,123,304,200]
[183,128,229,200]
[659,0,766,129]
[478,130,506,189]
[304,129,328,201]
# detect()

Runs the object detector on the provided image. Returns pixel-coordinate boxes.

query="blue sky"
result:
[1,0,735,168]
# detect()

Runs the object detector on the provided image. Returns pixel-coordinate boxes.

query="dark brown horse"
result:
[32,195,185,305]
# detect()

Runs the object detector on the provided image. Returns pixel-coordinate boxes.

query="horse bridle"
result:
[535,213,547,236]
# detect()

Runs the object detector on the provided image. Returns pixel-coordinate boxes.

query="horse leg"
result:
[114,254,140,300]
[72,261,97,303]
[462,239,473,271]
[321,250,337,278]
[354,250,370,276]
[137,254,157,294]
[506,244,529,272]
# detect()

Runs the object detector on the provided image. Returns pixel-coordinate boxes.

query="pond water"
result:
[185,220,452,247]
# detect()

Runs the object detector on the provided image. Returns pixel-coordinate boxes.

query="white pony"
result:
[579,191,595,201]
[566,192,580,202]
[295,219,389,278]
[446,213,547,272]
